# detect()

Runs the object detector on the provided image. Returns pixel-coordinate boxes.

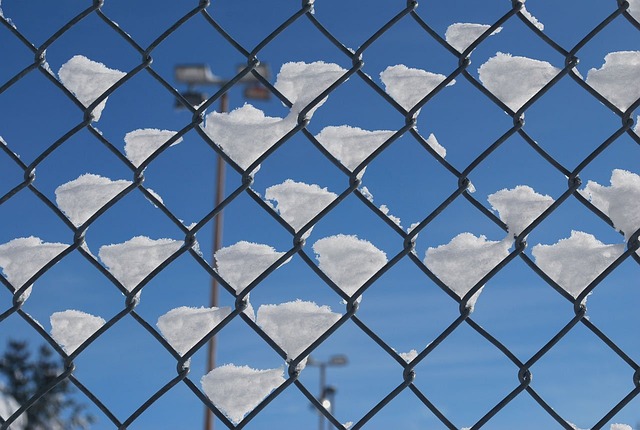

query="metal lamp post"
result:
[174,63,271,430]
[307,355,348,430]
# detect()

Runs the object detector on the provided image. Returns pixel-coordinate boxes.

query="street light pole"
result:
[323,386,336,430]
[203,91,228,430]
[174,64,270,430]
[318,361,326,430]
[307,355,348,430]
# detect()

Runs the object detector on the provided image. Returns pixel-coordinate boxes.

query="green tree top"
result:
[0,340,94,430]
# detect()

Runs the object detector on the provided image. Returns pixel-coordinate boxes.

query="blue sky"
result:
[1,0,640,429]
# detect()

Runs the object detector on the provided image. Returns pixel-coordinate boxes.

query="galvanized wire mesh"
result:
[1,0,639,429]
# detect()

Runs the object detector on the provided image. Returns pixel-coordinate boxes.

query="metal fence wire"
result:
[1,0,640,429]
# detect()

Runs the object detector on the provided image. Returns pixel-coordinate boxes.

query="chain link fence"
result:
[1,0,639,429]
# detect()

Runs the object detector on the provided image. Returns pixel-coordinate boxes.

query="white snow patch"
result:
[424,233,512,310]
[425,133,447,158]
[532,231,624,299]
[204,104,293,172]
[242,296,256,322]
[379,204,402,228]
[570,424,589,430]
[98,236,183,293]
[265,180,337,232]
[214,241,289,293]
[201,364,285,424]
[399,349,418,363]
[314,125,394,174]
[274,61,347,116]
[0,137,22,163]
[488,185,554,237]
[55,174,131,227]
[145,188,164,206]
[629,0,640,21]
[124,128,183,168]
[58,55,126,121]
[445,23,502,53]
[467,181,476,193]
[42,61,55,77]
[355,186,404,229]
[586,51,640,111]
[0,237,68,300]
[380,64,455,111]
[408,222,421,234]
[0,391,27,430]
[478,52,560,111]
[359,186,374,203]
[157,306,231,356]
[79,242,96,260]
[610,425,632,430]
[242,301,256,322]
[520,5,544,31]
[581,169,640,241]
[313,234,387,297]
[50,310,105,354]
[256,300,341,364]
[0,1,17,30]
[587,51,640,111]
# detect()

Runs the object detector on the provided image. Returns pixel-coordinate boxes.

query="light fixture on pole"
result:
[175,64,222,85]
[175,63,271,109]
[174,63,271,430]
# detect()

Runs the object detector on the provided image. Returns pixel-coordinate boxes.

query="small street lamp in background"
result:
[174,63,271,108]
[308,355,348,430]
[174,63,271,430]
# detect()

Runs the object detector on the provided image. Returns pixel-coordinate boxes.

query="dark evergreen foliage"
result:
[0,340,94,430]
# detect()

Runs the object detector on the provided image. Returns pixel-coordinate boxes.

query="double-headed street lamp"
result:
[174,63,271,430]
[175,63,271,108]
[308,355,349,430]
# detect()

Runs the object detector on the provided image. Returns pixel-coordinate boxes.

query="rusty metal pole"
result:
[204,91,228,430]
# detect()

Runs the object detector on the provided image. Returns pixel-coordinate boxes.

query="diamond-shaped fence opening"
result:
[1,1,639,429]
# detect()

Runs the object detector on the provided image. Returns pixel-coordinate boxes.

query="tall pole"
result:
[204,91,228,430]
[308,355,346,430]
[318,363,326,430]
